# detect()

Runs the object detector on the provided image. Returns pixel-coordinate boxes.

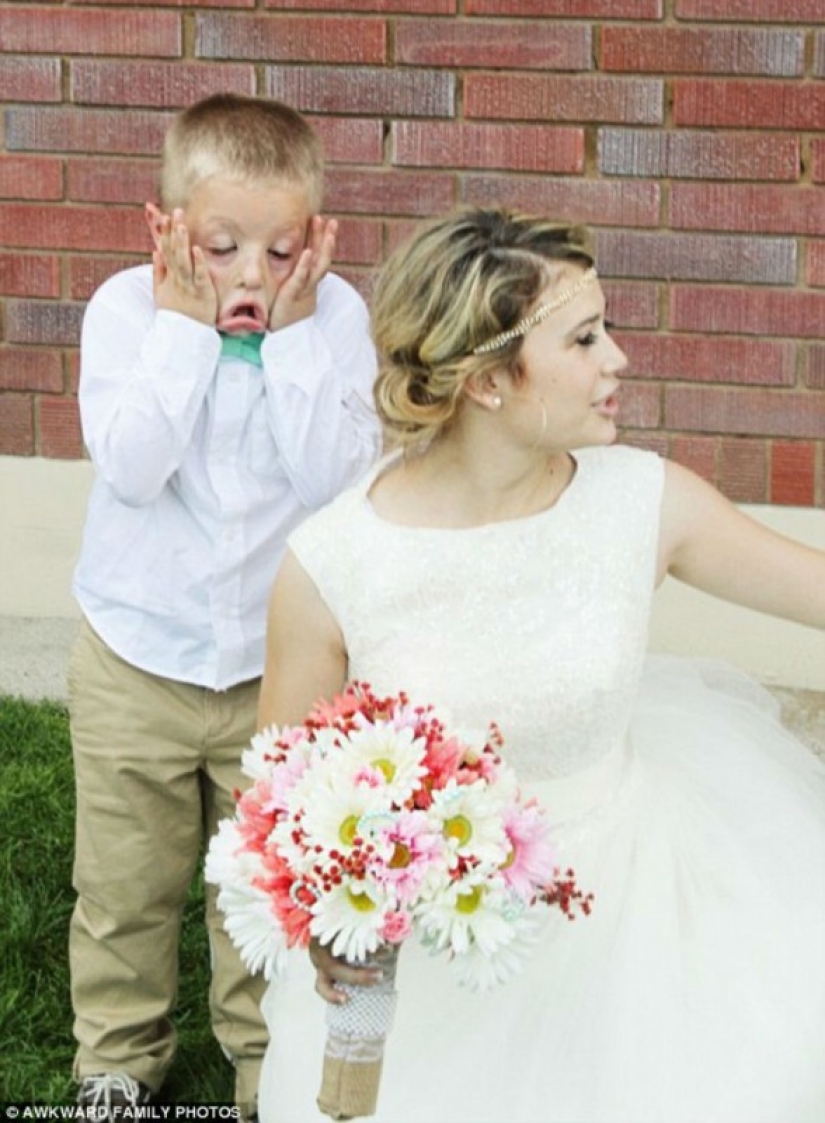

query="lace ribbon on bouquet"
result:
[317,946,400,1120]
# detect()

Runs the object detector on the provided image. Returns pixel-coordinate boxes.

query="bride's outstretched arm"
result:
[258,549,348,729]
[658,459,825,629]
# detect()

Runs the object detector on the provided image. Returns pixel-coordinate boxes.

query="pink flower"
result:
[266,753,310,813]
[381,910,413,944]
[257,853,316,949]
[353,764,384,788]
[500,802,557,899]
[236,779,278,848]
[368,810,446,905]
[421,735,464,792]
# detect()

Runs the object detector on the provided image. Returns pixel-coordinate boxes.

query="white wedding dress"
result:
[258,445,825,1123]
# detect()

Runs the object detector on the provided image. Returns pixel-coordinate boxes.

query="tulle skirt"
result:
[258,657,825,1123]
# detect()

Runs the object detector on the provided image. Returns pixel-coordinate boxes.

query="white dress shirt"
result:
[73,264,381,690]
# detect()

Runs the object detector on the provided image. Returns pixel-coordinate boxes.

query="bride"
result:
[254,207,825,1122]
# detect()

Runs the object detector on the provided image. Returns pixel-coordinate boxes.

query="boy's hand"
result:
[268,215,338,332]
[152,208,218,327]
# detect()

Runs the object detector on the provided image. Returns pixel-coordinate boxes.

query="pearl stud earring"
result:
[491,395,502,409]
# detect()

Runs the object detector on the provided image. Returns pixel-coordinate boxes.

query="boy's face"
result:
[152,175,313,334]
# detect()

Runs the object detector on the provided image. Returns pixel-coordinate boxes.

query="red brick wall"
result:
[1,1,824,506]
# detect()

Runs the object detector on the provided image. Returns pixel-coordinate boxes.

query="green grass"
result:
[0,695,234,1104]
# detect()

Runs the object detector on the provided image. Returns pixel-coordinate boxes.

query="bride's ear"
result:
[464,369,505,412]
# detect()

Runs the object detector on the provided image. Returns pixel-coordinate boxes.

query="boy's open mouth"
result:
[219,301,267,334]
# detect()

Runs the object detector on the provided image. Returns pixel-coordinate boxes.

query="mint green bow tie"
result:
[219,332,264,368]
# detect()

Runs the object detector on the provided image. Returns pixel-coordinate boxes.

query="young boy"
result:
[68,93,381,1119]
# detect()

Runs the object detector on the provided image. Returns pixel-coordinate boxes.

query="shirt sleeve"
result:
[258,273,382,508]
[78,268,222,506]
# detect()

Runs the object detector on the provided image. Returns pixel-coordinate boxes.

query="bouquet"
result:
[206,682,592,1120]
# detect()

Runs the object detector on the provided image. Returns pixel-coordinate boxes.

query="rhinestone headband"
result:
[472,266,598,355]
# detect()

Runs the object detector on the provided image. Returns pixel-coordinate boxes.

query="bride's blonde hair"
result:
[372,207,594,448]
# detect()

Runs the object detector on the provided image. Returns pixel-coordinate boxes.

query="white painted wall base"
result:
[1,454,823,689]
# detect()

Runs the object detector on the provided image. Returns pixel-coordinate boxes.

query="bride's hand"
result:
[309,938,384,1004]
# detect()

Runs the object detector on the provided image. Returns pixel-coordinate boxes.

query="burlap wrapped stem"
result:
[317,946,400,1120]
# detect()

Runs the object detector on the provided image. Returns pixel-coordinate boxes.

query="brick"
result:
[462,175,660,228]
[806,345,825,390]
[0,8,181,57]
[602,28,803,77]
[665,387,825,440]
[264,0,455,10]
[6,301,85,347]
[816,32,825,78]
[0,394,35,456]
[770,440,816,505]
[394,122,584,174]
[326,264,373,301]
[334,219,382,266]
[718,438,768,503]
[0,204,149,254]
[598,129,800,182]
[71,61,255,108]
[74,0,252,7]
[0,56,61,102]
[67,352,80,396]
[310,117,384,165]
[39,396,84,460]
[6,108,172,157]
[0,254,61,299]
[0,156,63,201]
[618,333,795,386]
[808,243,825,287]
[197,15,385,63]
[385,218,430,257]
[672,286,825,340]
[67,159,160,205]
[675,0,825,21]
[395,20,591,70]
[601,282,660,328]
[813,140,825,185]
[266,66,455,117]
[674,79,825,130]
[68,256,147,301]
[617,381,660,429]
[618,432,670,457]
[672,185,825,237]
[669,435,717,483]
[595,231,796,285]
[325,169,456,217]
[467,0,662,15]
[465,74,663,125]
[0,349,64,394]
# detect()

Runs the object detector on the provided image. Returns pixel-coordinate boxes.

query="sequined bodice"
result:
[289,446,664,780]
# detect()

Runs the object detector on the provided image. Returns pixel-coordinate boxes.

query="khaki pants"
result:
[67,619,267,1107]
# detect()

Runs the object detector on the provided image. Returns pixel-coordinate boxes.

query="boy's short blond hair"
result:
[160,93,324,211]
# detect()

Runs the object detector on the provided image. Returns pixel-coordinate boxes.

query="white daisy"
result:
[216,880,287,981]
[205,820,286,980]
[450,911,543,991]
[328,720,428,804]
[415,872,515,960]
[429,779,509,865]
[310,880,392,963]
[204,818,259,890]
[295,769,391,856]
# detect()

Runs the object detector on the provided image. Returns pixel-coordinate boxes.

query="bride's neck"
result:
[377,437,573,529]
